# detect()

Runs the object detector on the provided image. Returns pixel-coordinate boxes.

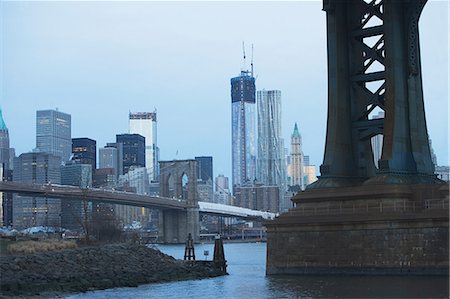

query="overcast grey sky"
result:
[1,1,448,180]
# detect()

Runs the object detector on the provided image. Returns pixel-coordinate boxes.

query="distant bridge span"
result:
[0,181,276,221]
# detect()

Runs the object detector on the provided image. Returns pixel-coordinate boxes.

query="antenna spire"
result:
[251,44,254,78]
[242,41,246,72]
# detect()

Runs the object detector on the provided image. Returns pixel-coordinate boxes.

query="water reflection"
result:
[67,242,449,299]
[266,275,449,298]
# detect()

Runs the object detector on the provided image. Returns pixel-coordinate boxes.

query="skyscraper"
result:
[99,147,118,171]
[194,156,214,202]
[13,152,62,229]
[36,109,71,162]
[129,112,159,182]
[291,123,305,189]
[370,111,384,169]
[257,89,287,212]
[72,138,96,171]
[215,174,229,193]
[116,134,145,175]
[234,183,279,213]
[213,174,230,205]
[104,142,124,178]
[195,156,213,182]
[231,70,256,191]
[0,108,15,171]
[257,90,286,186]
[60,160,92,230]
[0,108,14,227]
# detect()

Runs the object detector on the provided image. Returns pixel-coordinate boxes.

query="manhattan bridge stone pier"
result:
[266,0,449,275]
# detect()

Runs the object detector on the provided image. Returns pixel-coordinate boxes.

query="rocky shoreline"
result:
[0,243,227,298]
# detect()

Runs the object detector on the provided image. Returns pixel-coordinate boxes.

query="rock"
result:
[0,243,227,297]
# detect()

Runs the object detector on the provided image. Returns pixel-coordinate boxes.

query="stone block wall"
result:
[266,183,449,275]
[267,218,448,275]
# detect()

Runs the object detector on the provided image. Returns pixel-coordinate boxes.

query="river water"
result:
[67,242,448,298]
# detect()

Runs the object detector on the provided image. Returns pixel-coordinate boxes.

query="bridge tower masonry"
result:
[266,0,449,275]
[159,160,200,243]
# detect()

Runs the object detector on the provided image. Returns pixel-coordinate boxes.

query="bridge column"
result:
[158,159,200,243]
[374,0,436,182]
[161,207,199,244]
[266,0,448,275]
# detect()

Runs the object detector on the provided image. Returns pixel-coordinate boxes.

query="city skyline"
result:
[1,1,448,181]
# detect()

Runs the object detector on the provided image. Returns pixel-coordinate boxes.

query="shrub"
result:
[7,240,78,254]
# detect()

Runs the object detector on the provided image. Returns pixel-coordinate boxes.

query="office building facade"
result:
[0,108,14,226]
[290,123,305,189]
[234,183,279,213]
[231,70,256,191]
[93,168,116,188]
[104,142,124,178]
[370,111,385,169]
[99,147,118,170]
[0,108,15,171]
[304,165,318,186]
[1,164,13,227]
[72,138,96,171]
[116,134,145,175]
[36,109,71,162]
[60,161,92,230]
[13,152,62,229]
[214,174,230,205]
[257,90,286,188]
[215,174,229,193]
[195,156,213,183]
[129,112,159,182]
[117,166,151,227]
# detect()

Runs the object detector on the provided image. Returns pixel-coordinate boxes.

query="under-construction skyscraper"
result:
[231,66,256,192]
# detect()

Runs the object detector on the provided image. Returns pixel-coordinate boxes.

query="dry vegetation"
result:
[7,240,78,255]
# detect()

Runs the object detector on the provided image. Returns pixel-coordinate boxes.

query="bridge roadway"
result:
[0,181,276,220]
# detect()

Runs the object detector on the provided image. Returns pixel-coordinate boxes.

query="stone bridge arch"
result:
[160,159,198,206]
[159,159,199,243]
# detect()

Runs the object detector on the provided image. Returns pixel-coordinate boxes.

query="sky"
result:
[1,1,448,181]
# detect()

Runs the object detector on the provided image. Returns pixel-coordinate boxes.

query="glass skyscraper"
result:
[60,161,92,230]
[257,90,286,185]
[231,70,256,191]
[257,90,287,212]
[72,138,97,171]
[116,134,145,175]
[0,107,14,227]
[13,152,62,229]
[129,112,159,182]
[195,156,213,182]
[36,109,71,162]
